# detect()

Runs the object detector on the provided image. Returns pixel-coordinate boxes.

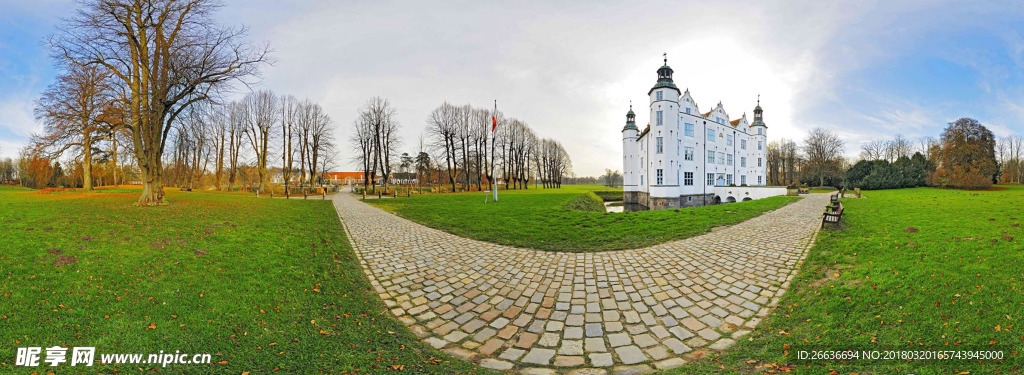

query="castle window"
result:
[641,175,644,185]
[684,172,694,186]
[740,139,747,150]
[656,91,663,101]
[741,175,747,185]
[727,154,733,166]
[707,150,715,163]
[758,128,763,135]
[685,107,691,114]
[684,147,694,161]
[656,137,663,154]
[717,152,725,164]
[685,123,694,137]
[741,157,747,167]
[656,111,663,126]
[758,157,762,167]
[726,174,733,185]
[706,129,715,141]
[656,169,663,185]
[677,140,681,155]
[726,134,733,146]
[758,176,762,185]
[706,173,714,186]
[758,140,763,150]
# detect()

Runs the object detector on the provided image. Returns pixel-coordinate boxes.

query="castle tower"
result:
[622,104,639,202]
[750,96,768,185]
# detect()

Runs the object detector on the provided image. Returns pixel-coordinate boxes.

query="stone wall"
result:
[623,191,642,205]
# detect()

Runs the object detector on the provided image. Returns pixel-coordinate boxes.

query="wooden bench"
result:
[822,201,844,228]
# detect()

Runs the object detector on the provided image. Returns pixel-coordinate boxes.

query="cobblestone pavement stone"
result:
[331,192,830,373]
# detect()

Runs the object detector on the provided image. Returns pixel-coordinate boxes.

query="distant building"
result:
[322,172,416,186]
[324,172,365,186]
[623,55,783,210]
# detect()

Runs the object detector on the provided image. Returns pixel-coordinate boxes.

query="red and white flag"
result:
[491,100,497,133]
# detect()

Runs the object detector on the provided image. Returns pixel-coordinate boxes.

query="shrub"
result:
[561,192,606,212]
[846,152,933,190]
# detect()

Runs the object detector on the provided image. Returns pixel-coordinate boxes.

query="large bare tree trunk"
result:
[82,133,93,191]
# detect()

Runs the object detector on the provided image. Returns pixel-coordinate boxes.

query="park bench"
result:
[822,200,844,228]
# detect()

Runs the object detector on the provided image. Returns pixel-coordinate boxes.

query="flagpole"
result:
[492,100,498,202]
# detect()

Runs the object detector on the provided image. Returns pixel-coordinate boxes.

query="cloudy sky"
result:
[2,0,1024,176]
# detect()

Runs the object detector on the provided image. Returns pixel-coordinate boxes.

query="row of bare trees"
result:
[996,135,1024,183]
[763,128,847,187]
[421,102,571,191]
[162,91,336,196]
[765,139,800,186]
[351,97,401,194]
[859,134,939,162]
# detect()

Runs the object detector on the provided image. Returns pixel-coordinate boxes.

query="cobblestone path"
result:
[331,193,830,374]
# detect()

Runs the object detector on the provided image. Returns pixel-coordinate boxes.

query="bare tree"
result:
[427,102,461,191]
[280,95,298,198]
[859,139,886,161]
[304,101,333,192]
[210,104,228,190]
[350,112,374,192]
[802,128,845,187]
[917,136,938,160]
[227,101,245,190]
[51,0,269,204]
[242,90,278,193]
[780,139,800,185]
[33,64,116,191]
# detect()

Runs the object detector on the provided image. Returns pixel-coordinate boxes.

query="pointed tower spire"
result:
[752,94,766,127]
[623,101,637,131]
[651,53,678,95]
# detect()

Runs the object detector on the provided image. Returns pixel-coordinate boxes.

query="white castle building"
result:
[622,55,783,209]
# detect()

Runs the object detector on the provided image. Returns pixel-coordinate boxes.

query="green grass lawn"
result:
[0,186,491,374]
[365,184,798,252]
[673,186,1024,374]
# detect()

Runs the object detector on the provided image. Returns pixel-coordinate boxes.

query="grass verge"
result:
[366,184,798,252]
[672,186,1024,374]
[0,185,492,374]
